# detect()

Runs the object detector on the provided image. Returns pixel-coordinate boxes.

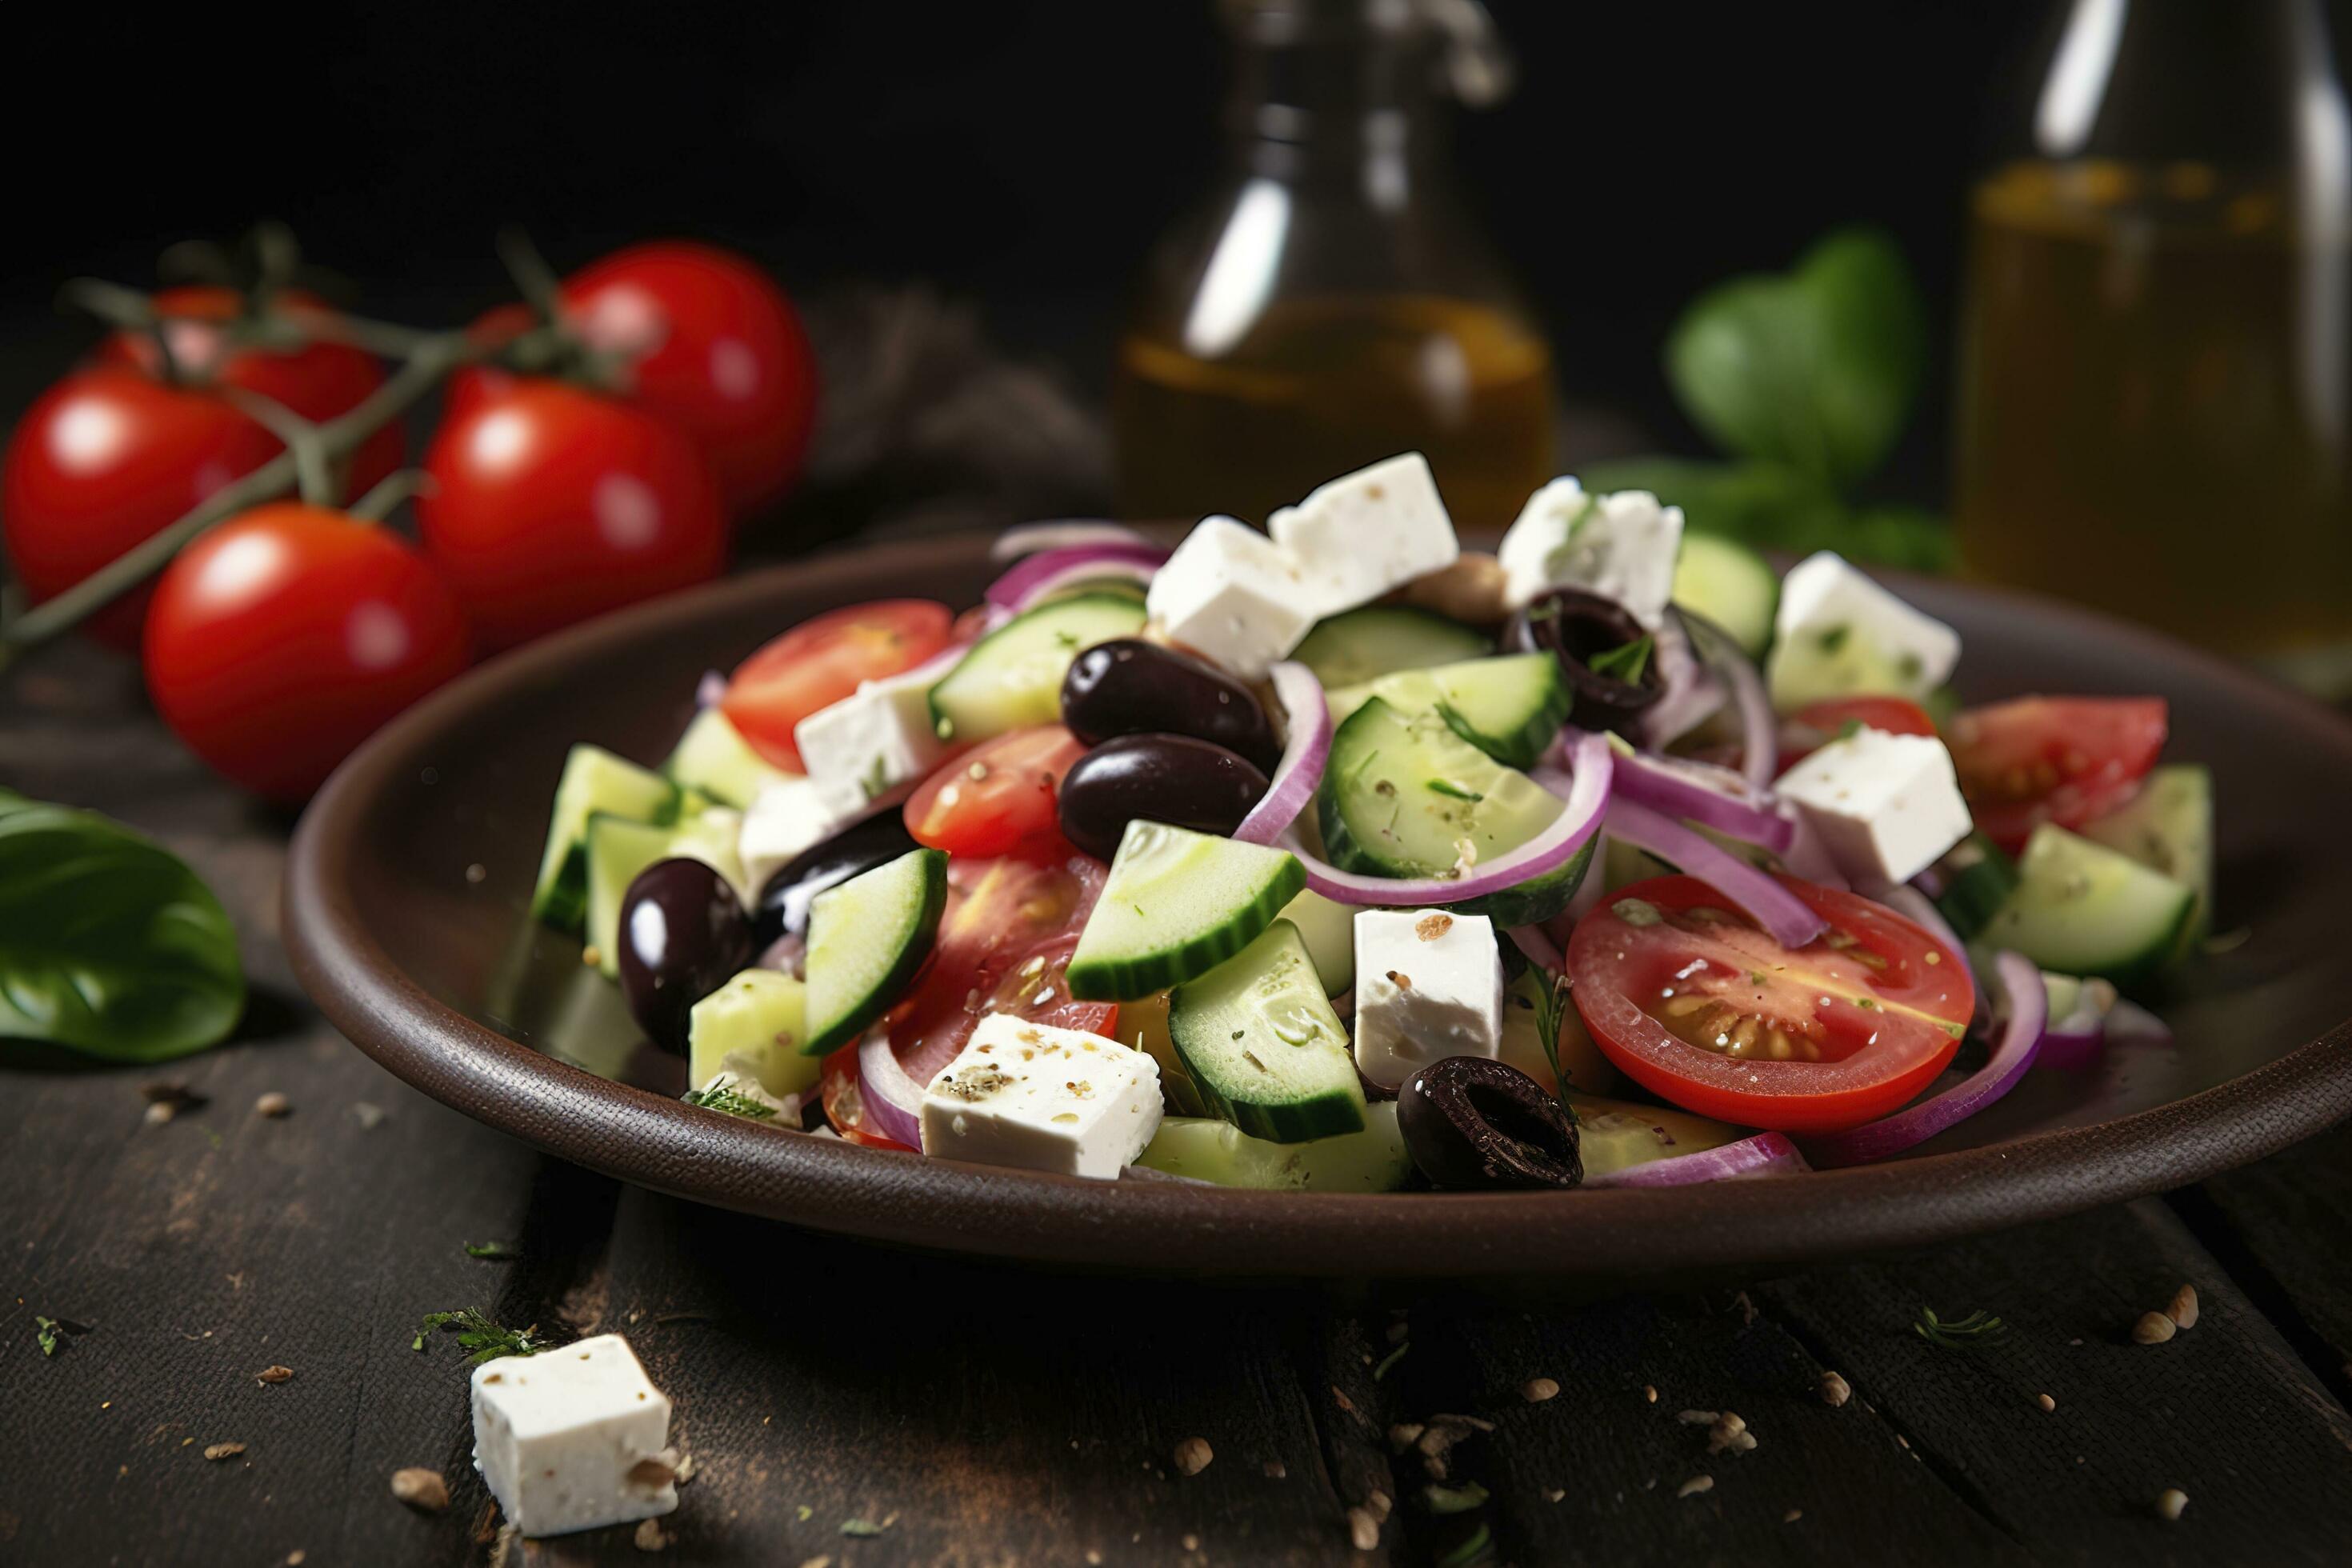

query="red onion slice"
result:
[990,521,1158,562]
[1684,613,1777,790]
[1505,922,1566,973]
[1284,731,1614,906]
[1800,950,2047,1169]
[2105,998,2174,1047]
[856,1024,930,1149]
[1584,1131,1809,1188]
[1232,662,1331,846]
[1598,738,1796,854]
[984,542,1168,610]
[1602,796,1828,950]
[694,669,727,710]
[1636,614,1725,749]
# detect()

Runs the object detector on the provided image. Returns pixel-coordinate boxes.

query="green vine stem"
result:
[495,227,567,326]
[348,468,435,524]
[222,390,334,506]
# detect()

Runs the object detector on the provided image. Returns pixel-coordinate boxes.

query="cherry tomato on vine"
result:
[143,502,470,802]
[448,242,817,515]
[417,378,727,653]
[719,600,954,772]
[2,366,283,648]
[95,286,405,502]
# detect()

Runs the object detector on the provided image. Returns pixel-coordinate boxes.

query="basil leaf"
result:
[0,794,245,1061]
[1663,227,1926,490]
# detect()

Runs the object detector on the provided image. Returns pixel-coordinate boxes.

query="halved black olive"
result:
[1397,1056,1583,1190]
[1505,587,1664,734]
[752,806,922,950]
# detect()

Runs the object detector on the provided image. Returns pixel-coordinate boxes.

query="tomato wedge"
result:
[1945,697,2166,854]
[1567,874,1974,1134]
[720,600,954,771]
[1777,695,1937,774]
[904,726,1087,858]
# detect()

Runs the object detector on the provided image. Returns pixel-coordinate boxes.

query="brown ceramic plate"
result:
[284,533,2352,1285]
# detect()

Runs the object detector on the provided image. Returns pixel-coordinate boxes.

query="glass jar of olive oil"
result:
[1955,2,2352,690]
[1113,0,1553,535]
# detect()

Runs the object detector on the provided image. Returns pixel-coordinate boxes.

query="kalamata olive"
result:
[752,806,922,950]
[617,858,756,1053]
[1506,587,1664,734]
[1060,639,1282,774]
[1057,733,1270,861]
[1397,1056,1583,1190]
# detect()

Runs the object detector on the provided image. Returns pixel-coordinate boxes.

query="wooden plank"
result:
[2175,1120,2352,1398]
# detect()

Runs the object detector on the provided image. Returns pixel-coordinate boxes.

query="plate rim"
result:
[282,534,2352,1280]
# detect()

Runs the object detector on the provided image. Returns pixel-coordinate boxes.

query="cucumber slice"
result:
[2082,764,2212,949]
[1322,654,1570,769]
[1134,1102,1410,1190]
[1167,918,1366,1143]
[533,746,678,933]
[584,810,749,979]
[1066,821,1306,1001]
[803,847,949,1055]
[1566,1094,1750,1182]
[1278,887,1355,994]
[688,970,820,1099]
[1670,533,1778,657]
[927,592,1146,744]
[1317,696,1595,926]
[1292,605,1490,689]
[663,707,797,809]
[1979,824,2194,986]
[1931,833,2019,942]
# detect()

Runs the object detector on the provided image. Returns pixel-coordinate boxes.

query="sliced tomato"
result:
[1945,697,2166,853]
[904,726,1086,858]
[1567,874,1974,1134]
[720,600,954,771]
[1777,695,1938,774]
[819,1046,917,1150]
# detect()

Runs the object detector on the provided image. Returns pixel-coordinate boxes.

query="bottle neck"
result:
[1224,27,1448,190]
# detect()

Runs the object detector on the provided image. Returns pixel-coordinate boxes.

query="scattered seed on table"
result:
[2035,1394,2056,1413]
[1173,1437,1213,1476]
[1784,1508,1803,1523]
[1818,1371,1851,1407]
[1677,1409,1718,1426]
[1346,1507,1380,1550]
[1678,1475,1714,1499]
[1545,1488,1566,1503]
[1181,1533,1199,1553]
[1388,1423,1425,1452]
[1523,1377,1559,1402]
[581,946,602,969]
[466,862,487,884]
[2156,1488,2189,1522]
[254,1092,291,1118]
[634,1518,670,1551]
[353,1102,386,1130]
[255,1365,294,1385]
[2134,1311,2178,1345]
[1262,1460,1286,1479]
[2168,1284,2201,1330]
[1366,1490,1391,1522]
[203,1442,246,1462]
[391,1468,450,1512]
[145,1101,178,1126]
[1642,1385,1658,1403]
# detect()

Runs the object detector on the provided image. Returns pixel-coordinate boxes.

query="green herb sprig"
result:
[415,1308,554,1365]
[1913,1306,2008,1350]
[34,1315,62,1357]
[1587,635,1654,685]
[1530,970,1581,1126]
[682,1083,778,1120]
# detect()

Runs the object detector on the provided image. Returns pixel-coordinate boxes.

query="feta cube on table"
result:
[1774,727,1973,886]
[794,666,950,820]
[1269,452,1460,617]
[470,1334,677,1538]
[920,1014,1164,1178]
[1146,515,1319,681]
[1351,910,1506,1090]
[1497,478,1685,628]
[736,776,842,894]
[1766,550,1960,710]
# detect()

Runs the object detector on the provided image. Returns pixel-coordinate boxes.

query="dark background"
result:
[1,0,2051,506]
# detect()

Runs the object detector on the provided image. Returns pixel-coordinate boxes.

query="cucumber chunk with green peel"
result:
[663,707,798,809]
[1278,887,1355,994]
[2082,764,2212,950]
[534,746,679,932]
[1322,654,1570,769]
[1135,1101,1409,1190]
[1670,533,1778,657]
[1292,605,1491,689]
[1167,918,1366,1143]
[1317,696,1594,926]
[1567,1094,1751,1182]
[689,970,820,1100]
[802,847,949,1055]
[1979,823,2195,986]
[926,592,1146,743]
[584,810,749,979]
[1066,822,1306,1001]
[1931,833,2019,942]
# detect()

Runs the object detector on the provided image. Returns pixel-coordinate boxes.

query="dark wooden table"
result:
[9,638,2352,1568]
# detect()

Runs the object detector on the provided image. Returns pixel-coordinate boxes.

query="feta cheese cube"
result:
[1351,910,1506,1090]
[1774,727,1974,886]
[736,777,842,894]
[919,1013,1163,1178]
[1146,514,1319,681]
[794,666,950,820]
[1268,452,1460,616]
[1766,550,1960,710]
[1497,479,1685,628]
[470,1334,677,1538]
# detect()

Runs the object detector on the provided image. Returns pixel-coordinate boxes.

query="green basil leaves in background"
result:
[0,790,245,1062]
[1586,226,1951,571]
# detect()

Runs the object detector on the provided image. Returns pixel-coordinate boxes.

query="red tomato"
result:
[96,286,406,502]
[448,242,817,514]
[143,502,470,801]
[417,378,726,653]
[1776,695,1938,774]
[1568,874,1974,1134]
[904,726,1086,858]
[1,366,282,647]
[719,600,954,771]
[1946,697,2167,853]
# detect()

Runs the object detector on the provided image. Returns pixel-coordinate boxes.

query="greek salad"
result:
[526,452,2208,1191]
